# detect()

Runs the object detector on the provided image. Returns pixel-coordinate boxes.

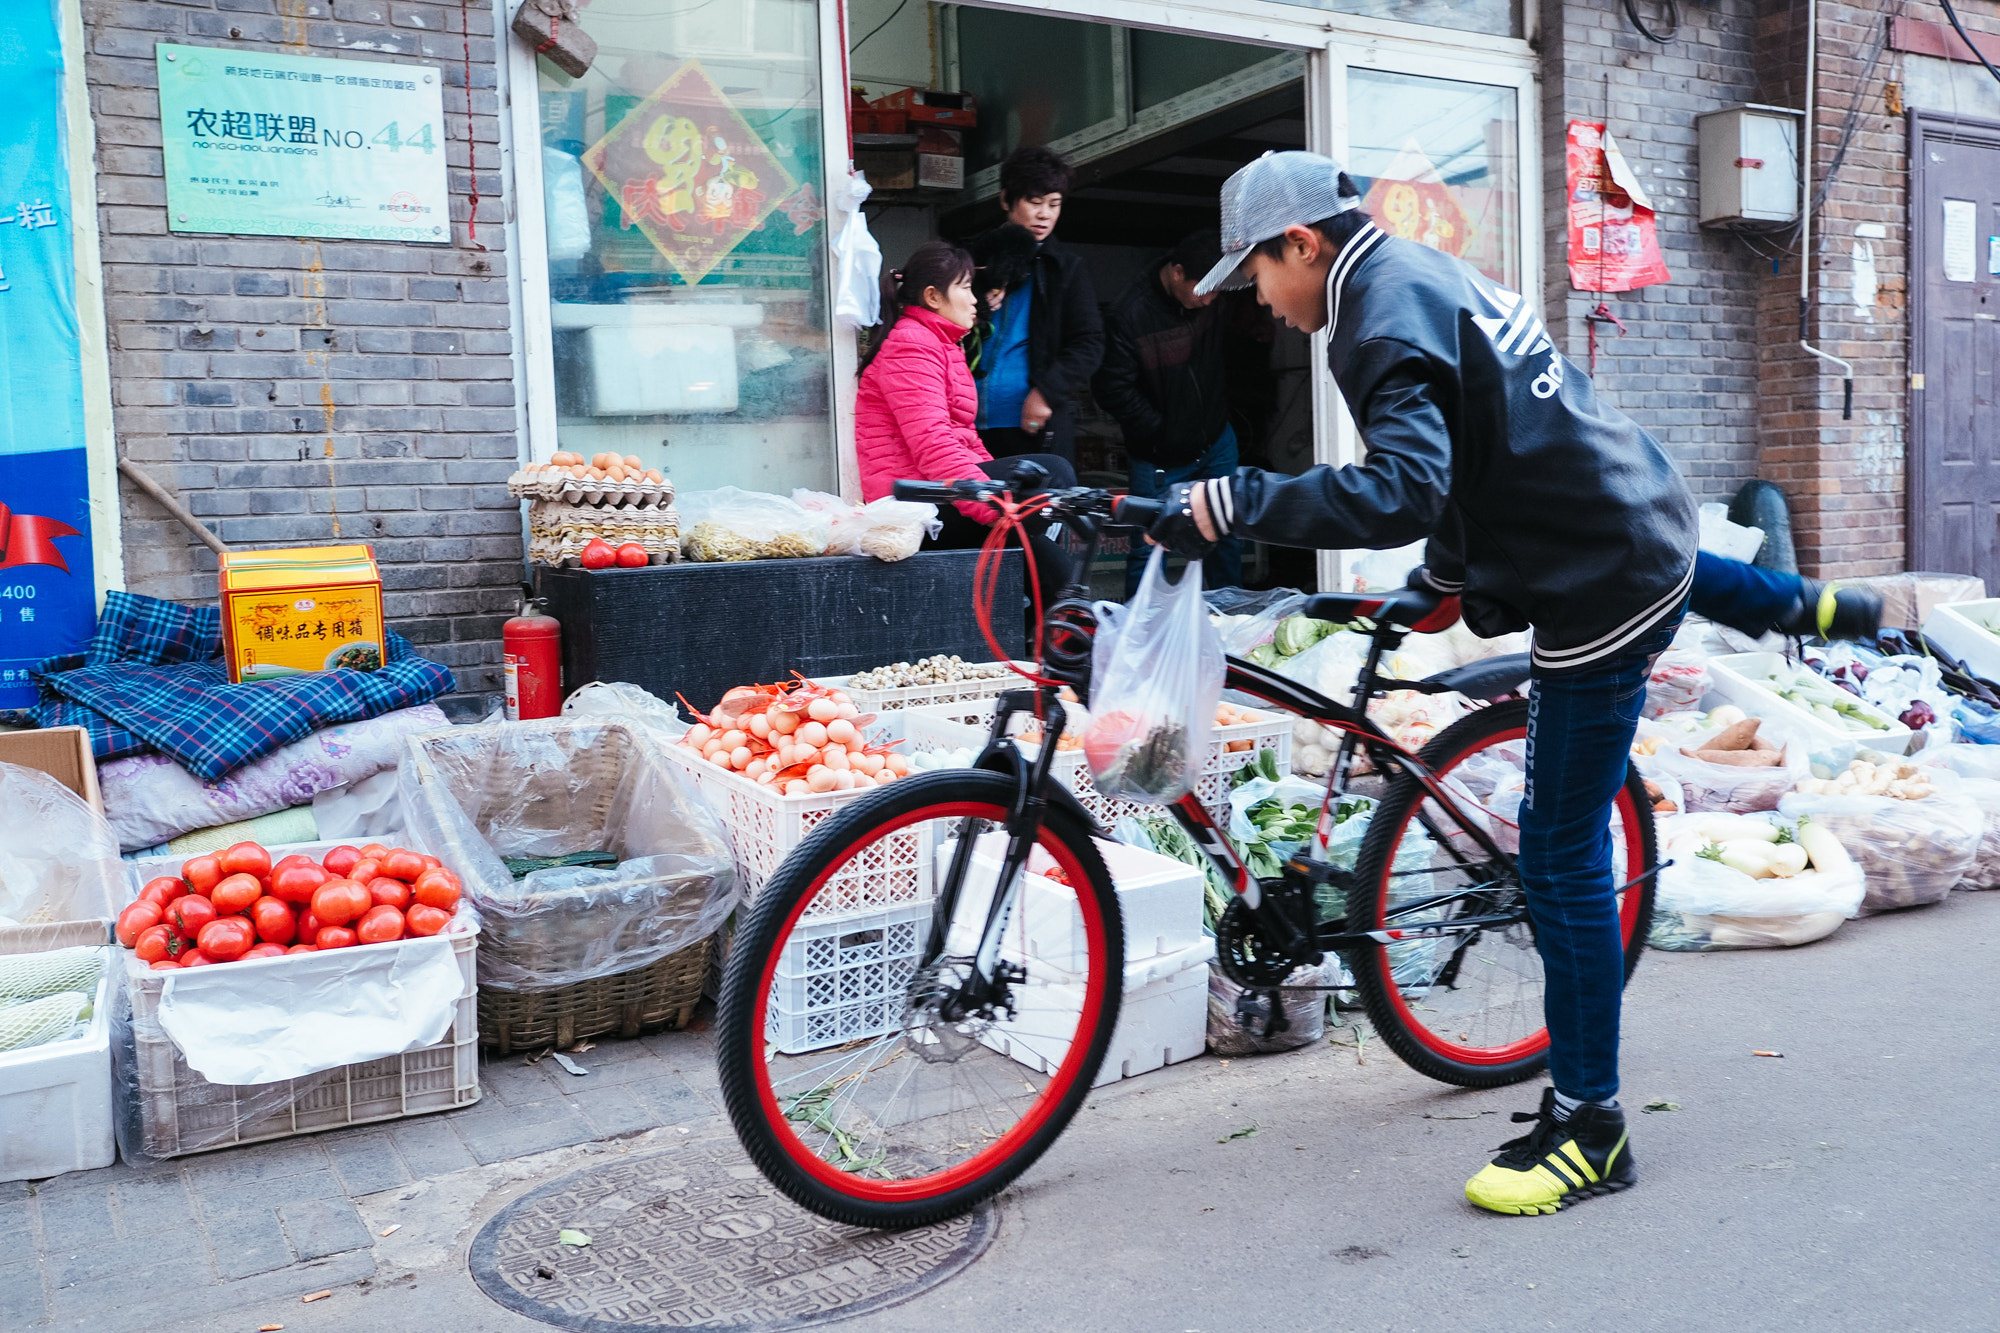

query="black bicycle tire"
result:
[1345,698,1658,1088]
[715,769,1125,1230]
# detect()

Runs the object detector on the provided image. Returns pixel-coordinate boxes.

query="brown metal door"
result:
[1911,112,2000,582]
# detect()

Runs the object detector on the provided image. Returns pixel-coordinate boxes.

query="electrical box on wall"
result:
[1697,104,1802,227]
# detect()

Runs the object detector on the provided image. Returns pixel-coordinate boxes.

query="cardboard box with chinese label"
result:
[218,545,386,684]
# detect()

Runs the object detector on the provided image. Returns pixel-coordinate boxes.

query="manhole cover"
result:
[469,1133,997,1330]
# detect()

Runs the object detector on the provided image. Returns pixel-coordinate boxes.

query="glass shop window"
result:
[537,0,836,493]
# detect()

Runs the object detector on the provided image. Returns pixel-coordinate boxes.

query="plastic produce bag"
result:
[1648,811,1864,950]
[1776,786,1982,914]
[678,487,831,562]
[1206,962,1325,1056]
[1083,548,1224,804]
[562,679,691,740]
[0,763,124,926]
[398,718,738,991]
[1631,714,1811,812]
[831,169,882,330]
[1909,743,2000,889]
[795,490,943,562]
[1215,591,1309,657]
[1644,649,1711,718]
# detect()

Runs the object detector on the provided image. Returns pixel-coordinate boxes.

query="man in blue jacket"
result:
[1143,152,1873,1217]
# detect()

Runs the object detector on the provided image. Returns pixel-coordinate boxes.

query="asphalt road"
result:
[152,888,1998,1333]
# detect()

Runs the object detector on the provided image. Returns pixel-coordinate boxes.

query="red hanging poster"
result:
[1565,120,1670,292]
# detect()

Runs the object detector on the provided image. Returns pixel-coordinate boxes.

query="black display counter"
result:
[536,549,1026,715]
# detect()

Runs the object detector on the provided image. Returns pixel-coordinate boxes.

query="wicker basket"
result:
[477,936,710,1055]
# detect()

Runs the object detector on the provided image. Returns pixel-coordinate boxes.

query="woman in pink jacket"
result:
[855,240,1075,597]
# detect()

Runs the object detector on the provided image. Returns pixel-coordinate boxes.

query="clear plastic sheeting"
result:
[1777,786,1983,914]
[561,680,692,740]
[398,718,737,992]
[677,487,832,562]
[1205,963,1325,1056]
[1632,714,1812,812]
[1649,811,1865,951]
[0,763,125,926]
[1911,744,2000,889]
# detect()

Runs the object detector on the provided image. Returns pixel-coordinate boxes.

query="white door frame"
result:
[498,0,1539,548]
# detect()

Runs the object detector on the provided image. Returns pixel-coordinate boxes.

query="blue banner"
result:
[0,0,95,710]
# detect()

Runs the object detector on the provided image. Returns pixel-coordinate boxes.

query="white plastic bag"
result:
[831,168,882,330]
[0,763,125,926]
[1697,501,1766,562]
[1632,714,1811,812]
[1649,810,1864,950]
[561,679,691,740]
[1911,743,2000,889]
[1643,649,1711,718]
[678,486,831,561]
[1083,548,1225,805]
[1777,786,1982,914]
[794,490,942,562]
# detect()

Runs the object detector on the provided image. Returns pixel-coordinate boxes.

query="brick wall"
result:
[1540,0,1769,502]
[1752,0,1909,579]
[84,0,519,699]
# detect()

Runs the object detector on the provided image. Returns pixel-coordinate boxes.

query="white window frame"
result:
[497,0,1539,539]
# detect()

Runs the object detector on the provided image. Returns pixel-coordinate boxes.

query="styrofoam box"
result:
[122,840,480,1157]
[1921,599,2000,682]
[981,939,1214,1087]
[765,901,928,1054]
[939,831,1207,968]
[0,945,116,1181]
[1704,651,1913,756]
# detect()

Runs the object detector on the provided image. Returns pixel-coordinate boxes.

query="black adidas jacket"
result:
[1207,222,1696,673]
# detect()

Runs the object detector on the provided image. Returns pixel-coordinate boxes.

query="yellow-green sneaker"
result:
[1464,1089,1635,1216]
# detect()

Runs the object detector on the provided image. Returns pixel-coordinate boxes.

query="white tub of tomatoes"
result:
[112,838,480,1159]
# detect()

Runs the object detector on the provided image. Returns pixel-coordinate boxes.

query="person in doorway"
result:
[972,146,1103,465]
[853,241,1074,607]
[1139,151,1872,1220]
[1095,229,1244,594]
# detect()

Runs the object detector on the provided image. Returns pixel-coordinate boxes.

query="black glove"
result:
[1145,481,1216,560]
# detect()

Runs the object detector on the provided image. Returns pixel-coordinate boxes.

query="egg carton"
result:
[507,467,675,509]
[529,501,682,568]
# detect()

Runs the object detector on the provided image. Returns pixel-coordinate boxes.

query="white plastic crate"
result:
[814,661,1035,724]
[764,902,929,1053]
[940,832,1208,967]
[1704,651,1914,756]
[0,933,116,1182]
[1012,706,1292,827]
[980,939,1214,1087]
[1922,598,2000,681]
[665,750,931,914]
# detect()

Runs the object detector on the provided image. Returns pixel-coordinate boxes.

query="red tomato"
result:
[310,879,370,927]
[367,876,412,911]
[314,925,358,950]
[615,541,649,568]
[356,904,406,944]
[197,917,255,961]
[359,842,392,860]
[404,903,451,937]
[168,895,218,937]
[382,849,427,883]
[297,910,324,940]
[179,950,217,968]
[181,854,223,895]
[116,901,164,948]
[411,871,462,913]
[322,845,363,878]
[272,853,314,873]
[141,876,188,907]
[346,857,383,886]
[150,959,182,971]
[578,537,617,570]
[419,854,442,871]
[243,942,288,960]
[270,862,328,905]
[133,924,177,964]
[217,841,273,878]
[210,872,263,915]
[285,944,318,954]
[249,897,297,945]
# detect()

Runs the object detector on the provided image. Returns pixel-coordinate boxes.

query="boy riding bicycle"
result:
[1143,151,1870,1215]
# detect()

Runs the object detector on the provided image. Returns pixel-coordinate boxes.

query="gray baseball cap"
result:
[1193,151,1362,296]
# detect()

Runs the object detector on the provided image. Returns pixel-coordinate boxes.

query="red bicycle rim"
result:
[749,800,1113,1202]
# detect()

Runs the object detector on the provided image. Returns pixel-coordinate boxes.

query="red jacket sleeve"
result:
[875,335,994,524]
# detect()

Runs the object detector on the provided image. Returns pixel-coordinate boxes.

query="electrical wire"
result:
[852,0,912,55]
[1941,0,2000,91]
[1621,0,1679,44]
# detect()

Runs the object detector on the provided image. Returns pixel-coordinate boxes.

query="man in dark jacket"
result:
[973,146,1103,464]
[1095,230,1243,593]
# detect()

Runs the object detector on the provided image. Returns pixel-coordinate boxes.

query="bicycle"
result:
[715,466,1659,1230]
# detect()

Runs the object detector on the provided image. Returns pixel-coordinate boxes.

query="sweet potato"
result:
[1706,718,1762,752]
[1682,744,1786,768]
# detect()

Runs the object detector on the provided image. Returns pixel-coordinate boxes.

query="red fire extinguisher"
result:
[503,590,562,721]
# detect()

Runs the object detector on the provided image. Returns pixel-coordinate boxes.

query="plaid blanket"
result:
[22,591,456,780]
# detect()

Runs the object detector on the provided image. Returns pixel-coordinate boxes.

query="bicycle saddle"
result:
[1302,587,1457,633]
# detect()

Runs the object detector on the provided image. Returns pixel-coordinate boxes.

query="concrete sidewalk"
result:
[8,888,1996,1333]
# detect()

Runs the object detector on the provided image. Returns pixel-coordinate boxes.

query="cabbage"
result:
[1273,615,1337,657]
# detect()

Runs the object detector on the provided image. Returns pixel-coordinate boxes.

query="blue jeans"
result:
[1127,425,1244,595]
[1689,550,1807,638]
[1518,615,1681,1103]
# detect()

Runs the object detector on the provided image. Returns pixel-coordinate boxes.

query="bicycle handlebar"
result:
[889,477,1162,531]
